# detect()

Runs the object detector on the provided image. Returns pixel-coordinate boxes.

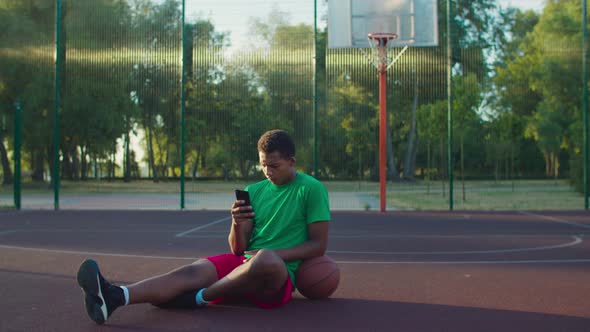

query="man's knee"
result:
[249,249,286,277]
[171,259,214,280]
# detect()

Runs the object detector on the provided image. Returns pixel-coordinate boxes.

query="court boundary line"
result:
[325,233,588,239]
[2,229,587,238]
[327,235,582,255]
[518,211,590,229]
[175,216,231,237]
[334,259,590,264]
[1,243,589,265]
[0,244,197,260]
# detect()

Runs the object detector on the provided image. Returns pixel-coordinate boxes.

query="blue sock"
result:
[120,286,130,305]
[195,288,210,306]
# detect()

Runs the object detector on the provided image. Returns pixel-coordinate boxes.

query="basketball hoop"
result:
[368,32,398,43]
[361,32,409,73]
[328,0,439,212]
[360,32,410,213]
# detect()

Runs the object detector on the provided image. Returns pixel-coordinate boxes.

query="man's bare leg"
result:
[77,258,218,324]
[127,259,218,305]
[78,250,287,324]
[202,249,289,303]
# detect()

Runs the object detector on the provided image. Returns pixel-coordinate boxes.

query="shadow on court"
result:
[98,299,590,332]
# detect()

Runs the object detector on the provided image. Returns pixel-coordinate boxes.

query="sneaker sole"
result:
[77,259,108,324]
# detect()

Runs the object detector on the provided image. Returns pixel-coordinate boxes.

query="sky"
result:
[185,0,316,51]
[499,0,546,12]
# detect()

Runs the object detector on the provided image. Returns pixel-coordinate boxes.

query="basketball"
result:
[295,255,340,300]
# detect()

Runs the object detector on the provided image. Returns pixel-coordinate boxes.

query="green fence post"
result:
[54,0,62,210]
[180,0,186,210]
[583,0,588,210]
[447,0,454,211]
[313,0,319,177]
[14,101,21,210]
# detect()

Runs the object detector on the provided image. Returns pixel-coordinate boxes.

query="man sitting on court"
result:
[77,129,331,324]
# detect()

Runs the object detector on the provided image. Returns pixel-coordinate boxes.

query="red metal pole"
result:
[379,47,387,213]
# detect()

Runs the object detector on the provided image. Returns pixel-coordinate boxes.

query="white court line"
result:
[519,211,590,230]
[327,234,584,239]
[0,230,19,236]
[328,236,583,255]
[335,259,590,265]
[0,210,31,217]
[175,216,231,237]
[14,229,184,234]
[179,233,583,239]
[0,243,589,265]
[0,244,197,261]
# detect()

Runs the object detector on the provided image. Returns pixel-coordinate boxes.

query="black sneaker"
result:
[77,259,124,324]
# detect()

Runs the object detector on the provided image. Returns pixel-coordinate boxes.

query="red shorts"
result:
[206,253,293,309]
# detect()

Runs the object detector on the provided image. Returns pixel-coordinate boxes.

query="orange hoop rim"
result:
[367,32,398,41]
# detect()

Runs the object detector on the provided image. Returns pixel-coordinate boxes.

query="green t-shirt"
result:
[244,172,331,285]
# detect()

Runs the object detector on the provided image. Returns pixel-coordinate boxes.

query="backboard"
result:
[328,0,438,48]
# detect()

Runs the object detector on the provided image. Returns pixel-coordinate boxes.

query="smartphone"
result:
[234,189,251,206]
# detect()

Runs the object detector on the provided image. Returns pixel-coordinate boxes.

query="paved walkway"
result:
[0,191,382,211]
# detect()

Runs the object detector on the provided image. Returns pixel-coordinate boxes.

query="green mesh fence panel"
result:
[0,0,55,209]
[455,19,585,210]
[58,0,182,209]
[324,45,448,211]
[184,0,315,209]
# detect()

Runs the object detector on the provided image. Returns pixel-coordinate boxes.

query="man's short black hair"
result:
[257,129,296,159]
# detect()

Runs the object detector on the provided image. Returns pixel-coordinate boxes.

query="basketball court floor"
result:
[0,209,589,331]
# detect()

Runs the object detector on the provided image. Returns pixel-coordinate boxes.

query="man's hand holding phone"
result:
[231,190,254,227]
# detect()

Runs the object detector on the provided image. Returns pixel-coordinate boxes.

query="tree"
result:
[524,101,569,177]
[417,100,447,193]
[331,78,377,179]
[453,73,483,201]
[523,0,581,180]
[493,8,544,180]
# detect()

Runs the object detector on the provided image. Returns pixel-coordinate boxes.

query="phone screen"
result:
[234,189,251,205]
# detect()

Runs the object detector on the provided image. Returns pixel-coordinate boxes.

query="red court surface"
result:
[1,210,589,331]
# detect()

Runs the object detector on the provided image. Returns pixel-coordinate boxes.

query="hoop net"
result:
[360,32,408,73]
